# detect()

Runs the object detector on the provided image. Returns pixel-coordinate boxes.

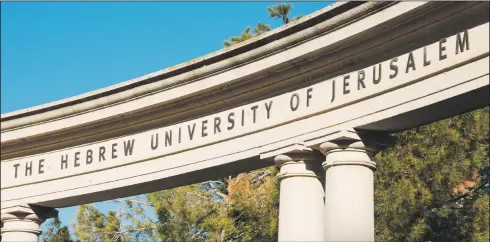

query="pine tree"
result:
[147,167,279,241]
[223,23,271,47]
[72,204,131,242]
[374,109,489,241]
[40,217,73,242]
[267,4,292,24]
[223,3,303,47]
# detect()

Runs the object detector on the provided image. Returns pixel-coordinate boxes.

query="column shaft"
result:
[275,150,324,242]
[320,140,376,242]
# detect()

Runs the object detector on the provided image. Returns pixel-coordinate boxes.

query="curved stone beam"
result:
[1,1,489,209]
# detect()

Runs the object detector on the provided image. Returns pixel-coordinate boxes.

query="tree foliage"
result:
[223,23,271,47]
[117,197,158,242]
[147,167,279,241]
[267,3,292,24]
[223,3,302,47]
[374,109,489,241]
[69,198,158,242]
[72,204,129,242]
[40,217,73,242]
[253,23,271,35]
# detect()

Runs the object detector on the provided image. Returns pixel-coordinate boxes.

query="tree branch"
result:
[187,192,229,205]
[108,227,156,241]
[252,170,271,183]
[189,228,205,241]
[201,180,226,186]
[114,198,154,207]
[207,182,228,199]
[196,208,217,224]
[428,183,486,211]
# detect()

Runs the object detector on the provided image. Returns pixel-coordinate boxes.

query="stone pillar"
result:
[1,205,58,242]
[319,138,376,242]
[274,148,325,242]
[318,129,396,242]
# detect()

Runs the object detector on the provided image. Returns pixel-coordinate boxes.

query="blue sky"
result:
[1,1,333,236]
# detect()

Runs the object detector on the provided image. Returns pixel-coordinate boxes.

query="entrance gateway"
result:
[1,2,489,241]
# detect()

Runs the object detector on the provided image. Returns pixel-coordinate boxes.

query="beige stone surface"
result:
[0,2,489,241]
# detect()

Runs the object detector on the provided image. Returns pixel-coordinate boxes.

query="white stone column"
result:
[274,148,325,242]
[1,205,58,242]
[318,137,377,242]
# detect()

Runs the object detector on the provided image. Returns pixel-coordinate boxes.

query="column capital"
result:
[1,205,58,223]
[318,140,376,153]
[317,129,396,170]
[318,129,395,150]
[1,204,58,241]
[274,147,324,181]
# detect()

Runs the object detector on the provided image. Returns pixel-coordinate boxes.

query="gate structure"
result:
[1,2,489,241]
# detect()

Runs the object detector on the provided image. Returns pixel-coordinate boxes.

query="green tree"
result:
[147,184,224,241]
[223,3,303,47]
[267,3,292,24]
[374,109,489,242]
[267,3,302,24]
[40,217,73,242]
[223,167,280,241]
[148,167,279,241]
[68,198,157,242]
[117,197,158,242]
[254,23,271,35]
[223,23,271,47]
[73,204,104,241]
[72,204,130,242]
